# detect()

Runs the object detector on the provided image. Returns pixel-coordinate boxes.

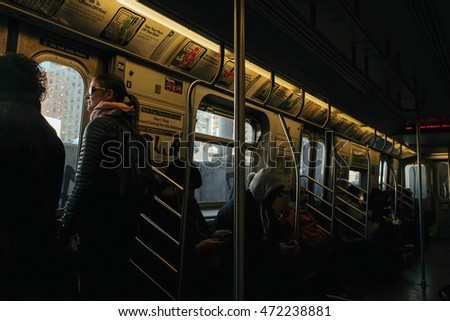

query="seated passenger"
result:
[370,189,401,247]
[280,186,329,245]
[163,159,232,300]
[215,171,256,231]
[217,168,298,254]
[216,167,301,299]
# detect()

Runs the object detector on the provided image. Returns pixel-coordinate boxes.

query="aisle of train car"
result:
[330,237,450,300]
[1,0,449,301]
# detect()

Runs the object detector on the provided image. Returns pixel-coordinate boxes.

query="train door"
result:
[331,136,371,240]
[404,162,434,241]
[194,106,257,214]
[301,129,326,199]
[300,128,331,235]
[431,161,450,238]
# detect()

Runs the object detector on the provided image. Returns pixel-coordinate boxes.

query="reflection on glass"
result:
[39,61,84,208]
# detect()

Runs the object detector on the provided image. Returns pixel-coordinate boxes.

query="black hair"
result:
[95,74,140,114]
[0,53,47,106]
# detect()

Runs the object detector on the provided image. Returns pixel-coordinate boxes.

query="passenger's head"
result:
[85,74,139,114]
[165,159,202,198]
[249,168,284,206]
[0,53,47,109]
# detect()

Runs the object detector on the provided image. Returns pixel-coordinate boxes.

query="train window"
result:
[39,61,85,208]
[378,160,388,190]
[349,170,361,186]
[194,109,255,205]
[300,135,310,187]
[196,109,253,142]
[300,137,325,199]
[405,164,428,199]
[437,162,449,200]
[313,141,325,198]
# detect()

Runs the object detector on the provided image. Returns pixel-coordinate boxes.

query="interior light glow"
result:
[118,0,219,52]
[305,93,328,108]
[274,76,301,92]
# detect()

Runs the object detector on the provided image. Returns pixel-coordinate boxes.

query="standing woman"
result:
[62,74,147,300]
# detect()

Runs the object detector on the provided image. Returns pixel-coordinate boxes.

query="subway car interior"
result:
[1,0,450,300]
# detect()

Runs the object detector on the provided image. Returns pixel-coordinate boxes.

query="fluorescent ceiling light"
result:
[118,0,219,52]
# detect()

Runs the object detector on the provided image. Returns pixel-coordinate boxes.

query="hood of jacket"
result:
[249,168,284,205]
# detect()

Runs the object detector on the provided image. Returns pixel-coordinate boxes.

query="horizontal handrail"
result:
[153,196,182,218]
[300,174,333,193]
[306,203,332,222]
[134,237,178,273]
[129,259,176,301]
[140,213,180,246]
[334,217,366,238]
[335,205,366,227]
[336,195,367,218]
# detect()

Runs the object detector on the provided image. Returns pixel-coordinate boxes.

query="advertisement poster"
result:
[251,79,277,102]
[217,60,235,88]
[344,124,360,138]
[100,7,145,46]
[171,41,206,71]
[329,114,350,132]
[18,0,174,59]
[138,107,184,163]
[11,0,65,16]
[300,101,327,125]
[169,41,221,82]
[277,92,302,114]
[268,86,303,115]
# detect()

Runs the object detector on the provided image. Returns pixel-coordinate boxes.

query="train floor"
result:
[329,237,450,301]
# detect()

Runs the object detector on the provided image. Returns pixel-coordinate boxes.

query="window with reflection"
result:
[194,109,255,204]
[437,162,449,200]
[313,141,325,198]
[378,160,388,190]
[300,136,310,188]
[405,164,428,199]
[39,61,85,208]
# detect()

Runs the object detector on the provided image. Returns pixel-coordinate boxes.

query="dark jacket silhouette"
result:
[0,54,65,299]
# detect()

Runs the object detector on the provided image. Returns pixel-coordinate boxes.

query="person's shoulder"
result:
[85,115,121,132]
[0,101,37,120]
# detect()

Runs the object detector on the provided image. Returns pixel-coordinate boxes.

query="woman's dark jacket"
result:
[62,112,142,249]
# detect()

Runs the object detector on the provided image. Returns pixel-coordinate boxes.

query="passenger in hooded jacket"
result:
[217,167,299,299]
[62,74,148,300]
[162,160,232,299]
[0,53,65,299]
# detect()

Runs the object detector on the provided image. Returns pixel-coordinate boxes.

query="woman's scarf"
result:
[90,101,134,120]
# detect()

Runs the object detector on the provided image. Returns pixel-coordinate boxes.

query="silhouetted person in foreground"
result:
[0,53,65,299]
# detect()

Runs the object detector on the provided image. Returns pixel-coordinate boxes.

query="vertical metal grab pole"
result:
[234,0,246,300]
[415,119,426,287]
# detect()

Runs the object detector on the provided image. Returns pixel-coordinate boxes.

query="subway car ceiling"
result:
[1,0,449,156]
[143,0,450,153]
